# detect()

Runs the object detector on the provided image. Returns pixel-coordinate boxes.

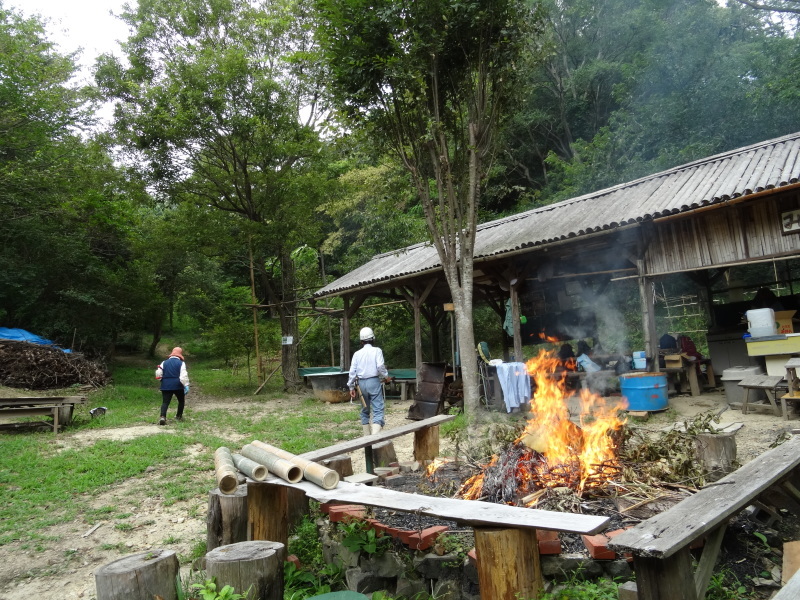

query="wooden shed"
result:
[312,131,800,379]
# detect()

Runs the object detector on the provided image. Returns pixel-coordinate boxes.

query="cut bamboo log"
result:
[413,425,440,462]
[474,527,542,600]
[215,447,239,494]
[322,454,354,478]
[371,441,397,467]
[206,540,285,600]
[95,549,178,600]
[241,444,302,484]
[233,453,268,481]
[251,440,339,490]
[207,486,249,552]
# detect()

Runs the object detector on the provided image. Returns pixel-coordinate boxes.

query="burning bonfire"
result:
[458,349,628,506]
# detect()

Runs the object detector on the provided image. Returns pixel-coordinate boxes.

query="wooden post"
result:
[510,282,522,362]
[632,550,698,600]
[637,263,659,372]
[207,485,249,552]
[413,425,440,462]
[322,455,354,478]
[206,540,285,600]
[95,549,179,600]
[372,441,398,467]
[474,527,542,600]
[342,298,351,371]
[287,488,310,531]
[247,481,288,548]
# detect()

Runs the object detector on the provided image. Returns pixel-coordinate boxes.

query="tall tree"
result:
[316,0,538,414]
[97,0,329,388]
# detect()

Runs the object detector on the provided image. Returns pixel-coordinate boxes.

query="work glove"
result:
[184,385,190,395]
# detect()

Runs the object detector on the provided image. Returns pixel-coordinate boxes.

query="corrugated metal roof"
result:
[315,131,800,298]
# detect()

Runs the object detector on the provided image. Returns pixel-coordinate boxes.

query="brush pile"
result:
[0,340,109,389]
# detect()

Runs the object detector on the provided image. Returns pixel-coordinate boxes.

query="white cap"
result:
[359,327,375,341]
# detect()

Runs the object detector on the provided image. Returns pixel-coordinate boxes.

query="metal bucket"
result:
[306,372,350,403]
[619,372,668,411]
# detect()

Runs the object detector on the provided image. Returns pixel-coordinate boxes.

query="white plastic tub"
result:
[746,308,777,338]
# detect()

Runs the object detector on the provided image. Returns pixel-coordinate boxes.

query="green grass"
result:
[0,351,357,549]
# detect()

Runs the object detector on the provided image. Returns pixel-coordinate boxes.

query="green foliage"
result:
[338,520,390,556]
[179,576,251,600]
[288,516,324,567]
[704,569,750,600]
[283,561,344,600]
[536,575,618,599]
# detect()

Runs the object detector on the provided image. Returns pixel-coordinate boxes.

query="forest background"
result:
[3,0,800,388]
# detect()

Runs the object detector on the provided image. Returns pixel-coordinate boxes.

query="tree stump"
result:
[287,487,310,531]
[474,527,542,600]
[695,432,737,482]
[322,454,354,478]
[372,441,397,467]
[413,425,440,462]
[206,540,285,600]
[95,549,178,600]
[248,481,288,547]
[207,485,249,552]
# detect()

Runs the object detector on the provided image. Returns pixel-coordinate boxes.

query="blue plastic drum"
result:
[619,372,668,411]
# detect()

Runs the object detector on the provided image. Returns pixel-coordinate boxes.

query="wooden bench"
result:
[250,475,608,600]
[774,569,800,599]
[0,396,86,433]
[300,413,455,473]
[608,434,800,600]
[739,374,788,418]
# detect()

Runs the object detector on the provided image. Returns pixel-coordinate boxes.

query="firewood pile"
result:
[0,340,109,389]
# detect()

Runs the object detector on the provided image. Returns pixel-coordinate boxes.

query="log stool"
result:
[206,540,285,600]
[95,549,179,600]
[322,454,354,478]
[207,485,249,552]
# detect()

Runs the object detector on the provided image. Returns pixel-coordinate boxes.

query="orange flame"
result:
[519,349,627,493]
[459,349,627,503]
[537,331,560,343]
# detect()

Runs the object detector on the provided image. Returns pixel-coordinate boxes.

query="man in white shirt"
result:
[348,327,391,435]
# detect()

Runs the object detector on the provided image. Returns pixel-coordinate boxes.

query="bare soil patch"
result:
[0,386,794,600]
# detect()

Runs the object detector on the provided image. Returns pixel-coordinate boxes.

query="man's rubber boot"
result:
[363,424,371,436]
[371,423,382,435]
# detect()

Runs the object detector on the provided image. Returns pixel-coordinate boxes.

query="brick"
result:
[398,461,421,473]
[328,504,367,523]
[582,533,616,560]
[287,554,301,569]
[537,530,562,555]
[407,526,449,551]
[383,474,404,487]
[396,529,417,545]
[605,528,633,562]
[467,548,477,567]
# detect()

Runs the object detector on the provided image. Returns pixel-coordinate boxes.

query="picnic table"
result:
[0,396,86,432]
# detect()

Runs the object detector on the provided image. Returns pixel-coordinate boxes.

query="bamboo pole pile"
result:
[215,441,340,495]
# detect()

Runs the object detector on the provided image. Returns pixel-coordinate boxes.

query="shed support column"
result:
[510,282,522,362]
[341,298,350,371]
[474,527,542,600]
[413,290,423,383]
[637,266,659,372]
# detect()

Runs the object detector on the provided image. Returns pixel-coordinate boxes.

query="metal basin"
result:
[306,372,350,403]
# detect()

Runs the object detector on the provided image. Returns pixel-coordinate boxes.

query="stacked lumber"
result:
[0,340,109,389]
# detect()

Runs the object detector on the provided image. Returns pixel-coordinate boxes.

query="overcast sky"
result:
[14,0,130,84]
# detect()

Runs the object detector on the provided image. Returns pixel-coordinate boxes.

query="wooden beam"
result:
[632,550,698,600]
[247,481,288,548]
[694,523,727,599]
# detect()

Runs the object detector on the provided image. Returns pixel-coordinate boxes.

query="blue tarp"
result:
[0,328,71,352]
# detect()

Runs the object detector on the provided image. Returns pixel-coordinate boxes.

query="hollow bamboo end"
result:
[320,470,340,490]
[219,473,238,494]
[251,465,268,481]
[286,465,303,483]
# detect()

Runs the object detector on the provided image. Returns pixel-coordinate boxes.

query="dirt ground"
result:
[0,384,795,600]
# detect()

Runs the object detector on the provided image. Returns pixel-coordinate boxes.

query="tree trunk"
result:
[95,549,178,600]
[148,317,162,358]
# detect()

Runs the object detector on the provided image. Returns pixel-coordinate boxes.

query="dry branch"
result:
[0,340,108,389]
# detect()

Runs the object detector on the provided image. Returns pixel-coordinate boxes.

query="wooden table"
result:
[0,396,86,432]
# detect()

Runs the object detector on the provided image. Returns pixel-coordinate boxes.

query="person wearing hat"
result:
[348,327,391,435]
[155,347,190,425]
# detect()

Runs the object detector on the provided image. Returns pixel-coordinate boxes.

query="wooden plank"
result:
[260,476,609,534]
[632,550,698,600]
[608,435,800,558]
[774,570,800,599]
[0,396,86,407]
[298,414,456,462]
